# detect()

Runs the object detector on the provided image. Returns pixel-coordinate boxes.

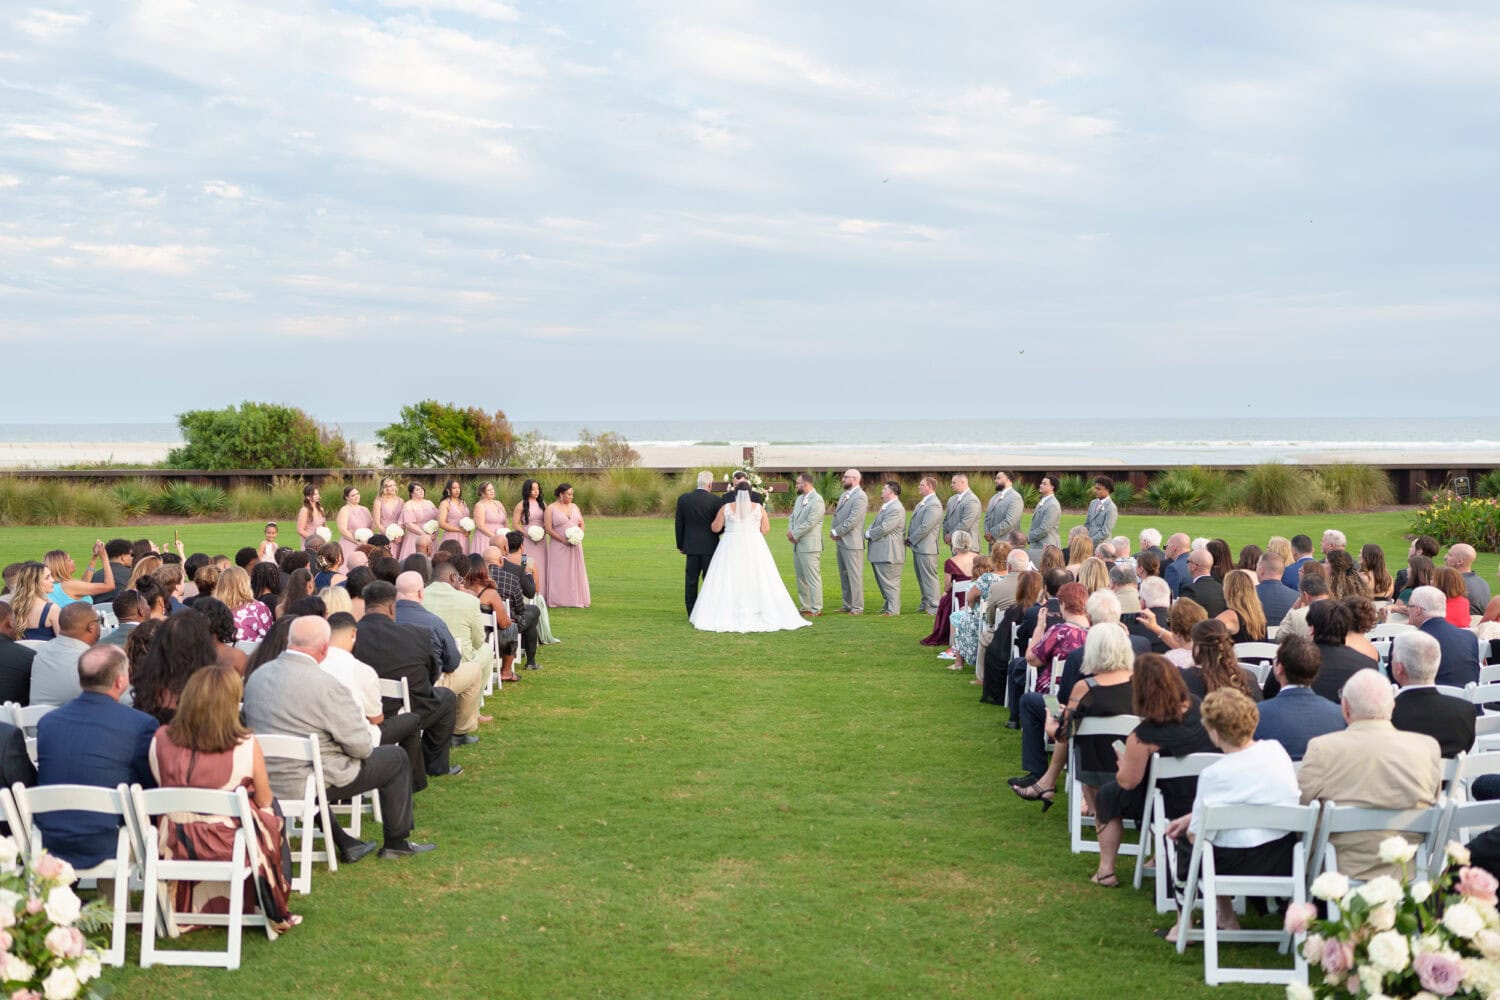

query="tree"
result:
[375,401,515,467]
[555,428,640,468]
[167,402,352,469]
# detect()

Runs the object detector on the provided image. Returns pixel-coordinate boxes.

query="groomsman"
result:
[1027,475,1061,554]
[829,469,869,615]
[983,471,1023,545]
[943,474,981,553]
[906,477,942,613]
[1084,476,1118,545]
[786,473,825,617]
[866,481,906,616]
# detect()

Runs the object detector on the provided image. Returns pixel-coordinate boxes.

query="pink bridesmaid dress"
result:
[471,499,506,555]
[299,508,327,551]
[544,506,590,608]
[519,499,547,576]
[440,499,471,550]
[374,497,404,544]
[339,506,373,564]
[402,500,439,557]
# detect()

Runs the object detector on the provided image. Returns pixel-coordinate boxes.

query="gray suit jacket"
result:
[831,489,869,551]
[944,490,981,543]
[1084,496,1118,545]
[243,649,373,795]
[866,500,906,564]
[1028,494,1061,548]
[787,491,824,553]
[985,488,1022,540]
[906,494,942,554]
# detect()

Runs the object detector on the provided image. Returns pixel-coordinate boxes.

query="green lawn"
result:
[0,511,1492,999]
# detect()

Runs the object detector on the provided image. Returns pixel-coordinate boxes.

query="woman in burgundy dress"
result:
[920,530,980,648]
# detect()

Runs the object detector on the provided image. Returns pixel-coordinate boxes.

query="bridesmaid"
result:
[436,479,472,551]
[371,477,404,545]
[471,481,507,555]
[544,482,590,608]
[335,485,373,565]
[401,483,439,557]
[296,484,327,551]
[513,478,547,594]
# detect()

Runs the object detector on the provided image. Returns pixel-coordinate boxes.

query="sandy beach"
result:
[2,440,1496,471]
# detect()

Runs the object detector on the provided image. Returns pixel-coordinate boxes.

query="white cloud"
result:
[13,8,90,41]
[67,243,217,274]
[375,0,520,22]
[202,180,243,198]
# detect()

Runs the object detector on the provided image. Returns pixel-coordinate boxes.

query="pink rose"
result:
[10,991,40,1000]
[0,932,10,951]
[1414,951,1466,996]
[1346,974,1360,995]
[24,898,41,915]
[1457,865,1500,907]
[1321,937,1354,978]
[33,855,65,881]
[1283,901,1317,936]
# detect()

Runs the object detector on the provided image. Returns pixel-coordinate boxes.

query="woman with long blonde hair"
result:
[43,544,116,605]
[1221,570,1267,641]
[10,563,61,639]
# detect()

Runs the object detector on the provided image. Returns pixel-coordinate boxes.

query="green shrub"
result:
[0,478,24,523]
[111,479,162,519]
[1143,468,1230,514]
[161,482,228,517]
[1240,463,1320,515]
[74,489,123,526]
[1318,464,1394,510]
[23,483,81,525]
[1014,481,1041,508]
[810,471,844,506]
[603,468,663,516]
[1055,475,1092,510]
[168,402,352,469]
[1111,481,1135,510]
[1410,493,1500,551]
[1474,470,1500,499]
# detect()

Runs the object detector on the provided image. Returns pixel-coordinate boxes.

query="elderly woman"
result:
[920,530,980,649]
[1010,623,1136,811]
[949,556,998,672]
[1159,689,1299,943]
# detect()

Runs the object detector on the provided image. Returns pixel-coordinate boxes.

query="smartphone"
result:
[1043,695,1060,716]
[1111,739,1127,757]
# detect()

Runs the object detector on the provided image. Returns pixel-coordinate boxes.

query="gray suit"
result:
[1084,496,1118,545]
[787,490,825,613]
[984,487,1023,543]
[1028,494,1061,551]
[943,490,982,551]
[866,499,906,615]
[831,487,869,613]
[906,493,943,612]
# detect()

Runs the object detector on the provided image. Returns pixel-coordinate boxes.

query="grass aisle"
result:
[10,512,1472,997]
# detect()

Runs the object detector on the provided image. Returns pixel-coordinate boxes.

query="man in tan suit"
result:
[1297,669,1441,881]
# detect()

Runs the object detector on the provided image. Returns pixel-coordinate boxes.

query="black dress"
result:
[1072,680,1134,786]
[1094,701,1219,826]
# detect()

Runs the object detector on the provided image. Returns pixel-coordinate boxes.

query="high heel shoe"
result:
[1011,782,1055,812]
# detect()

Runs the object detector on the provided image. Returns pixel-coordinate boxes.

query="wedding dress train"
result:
[689,496,811,634]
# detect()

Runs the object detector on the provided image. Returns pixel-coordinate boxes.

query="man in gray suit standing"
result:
[983,471,1023,546]
[829,469,869,615]
[785,472,825,617]
[1028,475,1061,555]
[1084,475,1119,545]
[866,481,906,616]
[906,476,943,613]
[943,474,982,553]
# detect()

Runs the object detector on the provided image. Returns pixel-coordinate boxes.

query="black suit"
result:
[0,637,34,707]
[1180,576,1227,617]
[675,489,723,614]
[354,613,456,776]
[1392,687,1477,758]
[1309,643,1380,704]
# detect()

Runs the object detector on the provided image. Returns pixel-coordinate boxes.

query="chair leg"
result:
[226,838,245,970]
[139,855,159,969]
[108,867,129,967]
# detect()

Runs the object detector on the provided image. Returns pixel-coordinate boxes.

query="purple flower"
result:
[1413,951,1465,996]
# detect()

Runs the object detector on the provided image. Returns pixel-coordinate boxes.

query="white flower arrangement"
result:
[459,517,476,533]
[565,526,585,546]
[0,838,110,999]
[354,528,373,543]
[527,525,545,543]
[423,519,439,535]
[314,525,332,542]
[386,524,405,540]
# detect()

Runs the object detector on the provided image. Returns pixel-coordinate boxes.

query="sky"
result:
[2,1,1499,424]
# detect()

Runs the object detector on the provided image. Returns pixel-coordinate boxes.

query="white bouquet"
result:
[565,526,585,546]
[459,517,476,533]
[527,525,545,543]
[315,526,332,542]
[354,527,373,543]
[386,524,405,540]
[423,519,439,535]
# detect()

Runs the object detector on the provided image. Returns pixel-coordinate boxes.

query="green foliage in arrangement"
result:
[375,401,515,468]
[168,402,353,470]
[1054,474,1093,510]
[1410,492,1500,552]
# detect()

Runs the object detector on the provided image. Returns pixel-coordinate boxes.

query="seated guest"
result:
[193,596,249,676]
[29,602,102,706]
[1325,549,1370,601]
[91,539,134,604]
[1138,528,1165,562]
[422,561,496,710]
[321,612,426,787]
[1342,596,1382,662]
[354,582,460,779]
[1020,582,1090,698]
[490,533,543,670]
[983,569,1042,708]
[0,715,35,795]
[1392,536,1439,597]
[1254,635,1344,759]
[1128,577,1171,654]
[250,562,282,622]
[1297,669,1441,880]
[234,546,259,571]
[100,590,146,647]
[132,610,219,724]
[1135,596,1207,667]
[0,601,36,706]
[1359,543,1394,600]
[1220,570,1267,642]
[1162,533,1191,598]
[1390,630,1475,757]
[1182,619,1261,702]
[1281,534,1315,589]
[35,645,157,867]
[1107,564,1141,614]
[244,615,435,862]
[11,563,62,640]
[1161,689,1299,943]
[1277,567,1330,640]
[1179,550,1226,617]
[1305,598,1378,703]
[1433,567,1474,627]
[1446,543,1492,615]
[393,571,485,746]
[1089,654,1218,888]
[1254,553,1298,628]
[148,665,297,934]
[462,555,519,684]
[1406,585,1482,688]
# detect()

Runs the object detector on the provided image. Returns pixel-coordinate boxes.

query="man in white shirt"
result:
[321,612,425,790]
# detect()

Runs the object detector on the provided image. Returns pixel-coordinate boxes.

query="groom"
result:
[675,471,723,615]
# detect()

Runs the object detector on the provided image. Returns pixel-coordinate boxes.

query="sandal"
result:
[1011,783,1056,813]
[1090,872,1120,888]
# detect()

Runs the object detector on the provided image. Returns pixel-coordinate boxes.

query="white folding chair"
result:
[1450,750,1500,804]
[1174,803,1320,986]
[1308,800,1448,891]
[1238,661,1272,687]
[9,703,54,737]
[378,677,412,715]
[1367,622,1416,640]
[1470,683,1500,712]
[1067,715,1141,855]
[1474,716,1500,753]
[130,784,270,969]
[1480,663,1500,686]
[15,640,45,652]
[1434,799,1500,855]
[1133,753,1223,913]
[23,737,36,765]
[947,581,975,636]
[1233,642,1278,664]
[253,733,338,892]
[11,782,136,967]
[235,639,261,658]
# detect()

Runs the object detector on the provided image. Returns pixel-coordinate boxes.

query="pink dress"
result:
[373,497,403,541]
[472,499,506,555]
[338,505,373,564]
[545,505,590,608]
[519,499,547,573]
[400,500,439,558]
[298,507,327,551]
[439,499,471,550]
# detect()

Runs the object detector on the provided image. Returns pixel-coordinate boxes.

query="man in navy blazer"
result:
[1282,535,1315,589]
[1162,533,1191,599]
[1255,553,1300,627]
[34,645,156,868]
[1253,635,1345,760]
[1408,586,1482,688]
[1391,631,1476,758]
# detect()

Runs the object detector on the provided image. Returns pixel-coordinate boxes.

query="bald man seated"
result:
[29,602,103,706]
[392,570,486,746]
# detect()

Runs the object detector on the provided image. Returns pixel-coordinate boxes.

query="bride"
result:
[690,483,812,633]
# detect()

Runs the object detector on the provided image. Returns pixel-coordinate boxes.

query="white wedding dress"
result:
[690,495,811,633]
